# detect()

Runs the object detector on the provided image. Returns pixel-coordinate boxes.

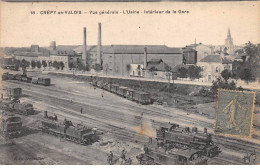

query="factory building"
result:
[101,45,182,77]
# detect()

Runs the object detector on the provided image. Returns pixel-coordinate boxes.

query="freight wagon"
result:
[91,80,152,105]
[2,72,51,86]
[6,87,22,99]
[0,114,23,138]
[34,78,51,86]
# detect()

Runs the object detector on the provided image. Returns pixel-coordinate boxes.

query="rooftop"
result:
[199,55,222,63]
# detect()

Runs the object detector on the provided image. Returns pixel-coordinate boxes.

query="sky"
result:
[1,1,260,47]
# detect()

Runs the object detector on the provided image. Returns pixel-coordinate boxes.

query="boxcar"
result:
[21,76,32,83]
[133,91,151,105]
[118,87,128,97]
[6,87,22,99]
[7,73,16,80]
[2,72,9,81]
[1,114,22,138]
[37,78,51,86]
[125,88,135,100]
[110,84,119,94]
[103,83,112,91]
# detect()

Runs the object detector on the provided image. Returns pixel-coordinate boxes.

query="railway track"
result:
[3,80,259,164]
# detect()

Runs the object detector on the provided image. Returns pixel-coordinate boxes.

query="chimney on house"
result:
[97,23,102,65]
[82,27,87,65]
[144,47,147,69]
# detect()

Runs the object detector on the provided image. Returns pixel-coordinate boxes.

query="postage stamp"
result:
[215,89,256,138]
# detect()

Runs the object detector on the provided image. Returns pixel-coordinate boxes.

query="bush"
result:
[211,78,239,97]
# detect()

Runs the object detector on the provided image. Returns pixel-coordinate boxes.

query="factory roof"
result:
[73,45,181,54]
[108,45,181,54]
[13,51,48,57]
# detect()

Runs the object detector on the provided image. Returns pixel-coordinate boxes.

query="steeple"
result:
[227,27,231,38]
[225,27,234,54]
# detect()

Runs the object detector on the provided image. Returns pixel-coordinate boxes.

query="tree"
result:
[21,59,27,68]
[69,62,76,69]
[25,61,30,68]
[221,69,231,82]
[243,42,259,79]
[239,68,253,83]
[93,63,102,72]
[36,61,42,69]
[31,60,36,69]
[42,60,47,68]
[211,77,238,97]
[178,67,188,78]
[53,61,59,69]
[188,65,202,80]
[59,61,65,70]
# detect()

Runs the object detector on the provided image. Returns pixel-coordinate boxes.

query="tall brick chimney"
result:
[144,47,147,69]
[97,23,102,65]
[82,27,87,65]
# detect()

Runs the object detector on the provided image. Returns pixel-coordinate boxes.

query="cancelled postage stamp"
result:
[215,89,256,138]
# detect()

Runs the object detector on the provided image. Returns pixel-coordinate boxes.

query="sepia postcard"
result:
[0,0,259,165]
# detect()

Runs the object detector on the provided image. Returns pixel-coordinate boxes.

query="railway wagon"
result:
[132,91,151,105]
[156,122,221,157]
[40,112,98,145]
[7,73,16,80]
[15,74,27,81]
[21,76,32,83]
[136,140,208,165]
[37,78,51,86]
[110,84,120,94]
[8,102,34,115]
[125,88,135,100]
[2,72,9,81]
[6,87,22,99]
[0,114,22,138]
[118,87,128,97]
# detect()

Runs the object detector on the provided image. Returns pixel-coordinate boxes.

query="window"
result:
[201,66,204,71]
[216,67,219,73]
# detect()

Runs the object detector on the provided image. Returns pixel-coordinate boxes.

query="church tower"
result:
[225,27,234,54]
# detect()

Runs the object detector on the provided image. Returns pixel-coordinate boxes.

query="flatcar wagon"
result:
[0,114,22,138]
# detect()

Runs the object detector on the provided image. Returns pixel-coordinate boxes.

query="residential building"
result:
[185,43,213,61]
[197,54,233,82]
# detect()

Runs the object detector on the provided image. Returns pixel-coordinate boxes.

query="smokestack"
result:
[82,27,87,65]
[144,47,147,69]
[97,23,102,65]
